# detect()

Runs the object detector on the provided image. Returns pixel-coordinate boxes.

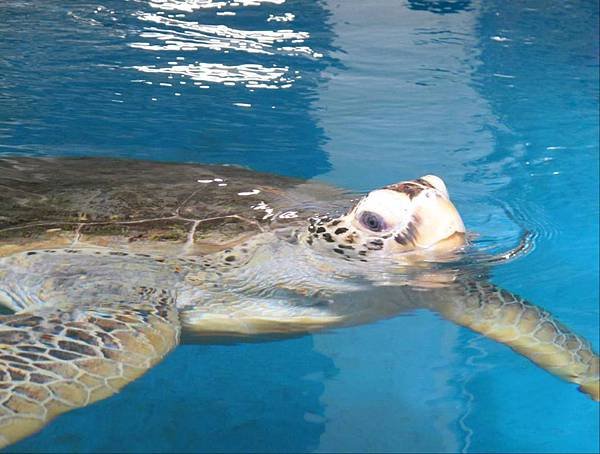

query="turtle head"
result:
[306,175,465,260]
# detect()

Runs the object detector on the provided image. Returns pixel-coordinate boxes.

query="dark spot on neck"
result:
[334,227,348,235]
[322,233,335,243]
[366,240,383,250]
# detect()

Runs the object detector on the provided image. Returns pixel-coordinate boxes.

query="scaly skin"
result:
[0,287,179,448]
[428,281,599,401]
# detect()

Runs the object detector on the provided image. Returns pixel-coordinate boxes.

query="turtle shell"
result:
[0,157,352,257]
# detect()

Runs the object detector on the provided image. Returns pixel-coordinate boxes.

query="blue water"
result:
[1,0,598,452]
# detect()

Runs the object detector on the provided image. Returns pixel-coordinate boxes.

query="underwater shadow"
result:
[10,336,339,453]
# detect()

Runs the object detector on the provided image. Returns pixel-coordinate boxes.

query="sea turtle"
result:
[0,157,597,448]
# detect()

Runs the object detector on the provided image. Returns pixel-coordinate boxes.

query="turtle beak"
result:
[385,175,465,253]
[410,189,465,250]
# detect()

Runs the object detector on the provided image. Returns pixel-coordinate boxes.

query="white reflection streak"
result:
[133,62,292,89]
[148,0,285,13]
[130,13,317,57]
[267,12,295,22]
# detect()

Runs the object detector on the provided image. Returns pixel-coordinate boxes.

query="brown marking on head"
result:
[415,178,435,189]
[384,182,424,199]
[394,215,421,246]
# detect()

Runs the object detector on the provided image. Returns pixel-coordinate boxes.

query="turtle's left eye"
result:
[359,211,386,232]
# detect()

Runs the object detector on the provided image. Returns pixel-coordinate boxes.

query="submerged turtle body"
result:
[0,157,598,448]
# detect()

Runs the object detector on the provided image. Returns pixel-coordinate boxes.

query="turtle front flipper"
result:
[430,281,599,401]
[0,287,180,448]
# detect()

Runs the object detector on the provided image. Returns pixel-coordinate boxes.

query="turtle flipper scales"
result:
[0,287,180,447]
[432,281,599,401]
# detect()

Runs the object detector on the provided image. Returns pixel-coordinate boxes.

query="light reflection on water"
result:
[132,62,295,89]
[148,0,286,13]
[131,13,316,57]
[129,0,321,91]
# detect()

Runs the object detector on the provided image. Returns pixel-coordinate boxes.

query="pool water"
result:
[1,0,598,452]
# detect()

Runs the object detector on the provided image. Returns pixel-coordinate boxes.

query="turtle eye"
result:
[359,211,385,232]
